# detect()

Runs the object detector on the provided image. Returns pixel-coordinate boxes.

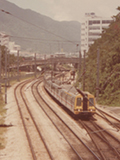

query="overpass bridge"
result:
[10,57,80,72]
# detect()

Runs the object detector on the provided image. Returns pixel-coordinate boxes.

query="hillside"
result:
[81,9,120,106]
[0,0,80,53]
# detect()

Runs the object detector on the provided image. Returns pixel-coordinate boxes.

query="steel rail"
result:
[20,78,54,160]
[32,80,83,160]
[91,120,120,158]
[14,79,37,160]
[96,109,120,131]
[32,80,100,160]
[80,120,120,160]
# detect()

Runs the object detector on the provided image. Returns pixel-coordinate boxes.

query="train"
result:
[44,75,96,117]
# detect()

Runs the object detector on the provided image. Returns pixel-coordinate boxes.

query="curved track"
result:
[14,78,53,160]
[33,80,102,160]
[14,77,120,160]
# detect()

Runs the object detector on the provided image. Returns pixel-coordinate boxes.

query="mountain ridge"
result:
[0,0,81,53]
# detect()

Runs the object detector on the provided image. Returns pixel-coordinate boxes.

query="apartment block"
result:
[81,13,112,54]
[0,32,21,55]
[0,32,9,48]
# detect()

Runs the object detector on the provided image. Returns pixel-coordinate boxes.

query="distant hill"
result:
[0,0,81,54]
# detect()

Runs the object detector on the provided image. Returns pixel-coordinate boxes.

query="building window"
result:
[89,32,100,36]
[88,38,97,41]
[89,21,93,25]
[89,26,100,30]
[102,20,112,24]
[89,20,100,25]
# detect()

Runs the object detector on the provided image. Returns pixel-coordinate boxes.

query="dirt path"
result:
[0,83,32,160]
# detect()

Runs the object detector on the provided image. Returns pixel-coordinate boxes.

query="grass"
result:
[97,93,120,107]
[0,92,6,149]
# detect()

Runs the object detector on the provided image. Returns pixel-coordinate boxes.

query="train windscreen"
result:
[89,98,94,106]
[77,98,81,106]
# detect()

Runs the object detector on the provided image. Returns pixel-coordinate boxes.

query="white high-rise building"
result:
[0,32,9,48]
[0,32,21,55]
[9,41,21,55]
[81,13,112,54]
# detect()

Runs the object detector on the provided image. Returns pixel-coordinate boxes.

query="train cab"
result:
[74,94,83,115]
[74,92,96,115]
[87,93,96,115]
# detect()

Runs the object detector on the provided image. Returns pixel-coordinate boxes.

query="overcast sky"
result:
[7,0,120,22]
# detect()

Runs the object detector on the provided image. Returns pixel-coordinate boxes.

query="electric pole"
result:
[78,51,82,76]
[17,50,20,81]
[5,48,7,104]
[83,50,86,91]
[7,50,10,86]
[0,48,1,93]
[34,53,37,78]
[96,48,100,101]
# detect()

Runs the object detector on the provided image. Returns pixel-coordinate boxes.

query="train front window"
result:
[89,98,94,106]
[77,98,81,106]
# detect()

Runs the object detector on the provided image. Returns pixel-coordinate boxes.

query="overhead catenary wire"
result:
[0,9,80,45]
[9,35,80,44]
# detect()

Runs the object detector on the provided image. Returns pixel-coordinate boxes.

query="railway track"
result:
[33,80,102,160]
[96,108,120,131]
[14,76,120,160]
[14,78,87,160]
[14,78,52,160]
[75,98,120,159]
[78,119,120,160]
[37,78,120,160]
[40,78,120,159]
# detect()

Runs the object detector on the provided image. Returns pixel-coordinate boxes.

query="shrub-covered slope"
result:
[83,9,120,106]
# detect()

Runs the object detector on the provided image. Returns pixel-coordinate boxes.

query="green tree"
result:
[77,7,120,106]
[0,45,17,71]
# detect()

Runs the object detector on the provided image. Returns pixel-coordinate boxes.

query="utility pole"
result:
[34,53,37,78]
[8,36,10,86]
[57,41,60,52]
[5,48,7,104]
[51,55,52,82]
[78,51,82,76]
[96,48,100,101]
[17,50,20,81]
[83,50,86,91]
[0,48,1,93]
[7,50,10,86]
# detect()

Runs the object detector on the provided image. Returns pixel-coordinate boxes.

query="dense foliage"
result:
[0,45,16,70]
[81,8,120,106]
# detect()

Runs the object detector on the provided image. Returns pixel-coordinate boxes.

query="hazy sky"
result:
[7,0,120,22]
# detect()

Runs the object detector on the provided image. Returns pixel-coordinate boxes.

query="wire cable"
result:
[0,9,80,45]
